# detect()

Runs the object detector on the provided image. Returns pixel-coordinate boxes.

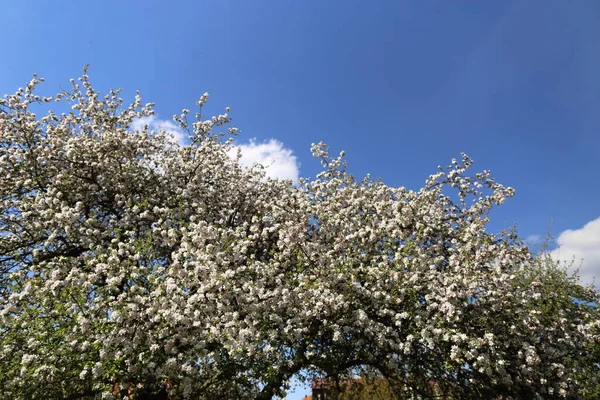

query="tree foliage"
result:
[1,71,598,399]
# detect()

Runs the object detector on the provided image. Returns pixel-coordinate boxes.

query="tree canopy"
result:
[1,71,598,399]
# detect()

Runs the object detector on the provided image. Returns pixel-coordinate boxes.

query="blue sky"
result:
[2,1,599,397]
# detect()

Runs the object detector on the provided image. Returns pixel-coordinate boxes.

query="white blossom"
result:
[0,70,598,399]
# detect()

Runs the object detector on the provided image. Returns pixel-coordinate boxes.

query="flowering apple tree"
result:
[1,71,598,399]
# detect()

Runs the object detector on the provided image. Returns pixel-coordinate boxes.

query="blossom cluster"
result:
[0,71,598,399]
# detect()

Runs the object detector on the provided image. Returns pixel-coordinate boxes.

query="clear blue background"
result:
[2,1,599,397]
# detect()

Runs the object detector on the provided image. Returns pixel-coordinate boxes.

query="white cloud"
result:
[230,138,300,183]
[548,217,600,287]
[130,115,188,145]
[525,234,543,245]
[129,118,299,183]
